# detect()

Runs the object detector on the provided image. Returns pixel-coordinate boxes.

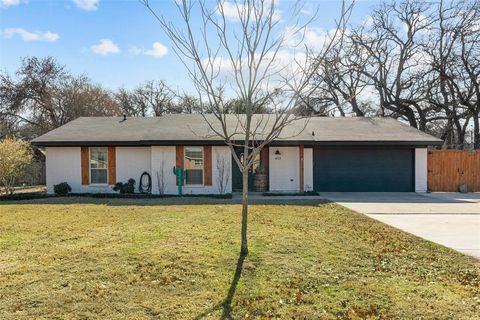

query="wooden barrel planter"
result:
[253,173,268,192]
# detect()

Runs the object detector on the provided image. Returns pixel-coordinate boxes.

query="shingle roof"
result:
[31,114,443,146]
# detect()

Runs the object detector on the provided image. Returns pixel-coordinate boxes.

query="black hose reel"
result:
[139,171,152,194]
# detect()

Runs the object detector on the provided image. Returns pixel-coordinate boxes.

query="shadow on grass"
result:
[195,252,246,320]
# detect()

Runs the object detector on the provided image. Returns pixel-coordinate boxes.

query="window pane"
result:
[91,147,107,169]
[185,146,203,185]
[186,169,203,185]
[91,169,107,184]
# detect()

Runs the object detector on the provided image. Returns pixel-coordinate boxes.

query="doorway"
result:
[231,147,261,192]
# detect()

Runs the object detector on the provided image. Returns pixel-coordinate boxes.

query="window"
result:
[90,147,108,184]
[185,146,203,185]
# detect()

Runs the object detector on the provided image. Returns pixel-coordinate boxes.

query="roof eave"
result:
[31,139,444,147]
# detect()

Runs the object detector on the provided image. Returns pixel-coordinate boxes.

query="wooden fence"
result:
[428,150,480,192]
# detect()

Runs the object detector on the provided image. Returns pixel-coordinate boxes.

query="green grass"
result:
[0,198,479,319]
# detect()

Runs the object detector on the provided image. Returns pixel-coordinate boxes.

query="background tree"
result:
[303,33,373,117]
[142,0,351,254]
[424,0,479,149]
[0,138,33,194]
[348,0,435,130]
[133,80,177,116]
[0,57,122,139]
[115,88,142,117]
[301,0,479,149]
[115,81,200,116]
[176,92,202,113]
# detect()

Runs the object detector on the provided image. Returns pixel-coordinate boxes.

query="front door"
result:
[231,147,260,192]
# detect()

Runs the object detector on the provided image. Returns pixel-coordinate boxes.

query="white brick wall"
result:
[46,145,232,195]
[116,147,151,192]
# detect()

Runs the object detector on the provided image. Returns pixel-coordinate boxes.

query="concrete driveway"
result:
[322,192,480,260]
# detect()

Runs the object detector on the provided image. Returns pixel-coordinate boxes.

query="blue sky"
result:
[0,0,380,91]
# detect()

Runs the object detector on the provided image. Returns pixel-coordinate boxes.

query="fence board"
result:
[428,150,480,192]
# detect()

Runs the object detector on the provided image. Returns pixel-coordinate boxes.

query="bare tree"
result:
[0,57,121,138]
[176,92,201,113]
[134,80,176,116]
[299,0,478,149]
[216,152,230,194]
[115,88,144,117]
[423,0,479,149]
[304,34,373,117]
[349,0,436,130]
[142,0,351,254]
[116,81,200,116]
[450,1,480,149]
[156,160,166,195]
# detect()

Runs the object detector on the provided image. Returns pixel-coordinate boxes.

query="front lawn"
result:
[0,198,478,319]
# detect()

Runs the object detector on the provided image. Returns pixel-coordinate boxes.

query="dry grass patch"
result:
[0,198,478,319]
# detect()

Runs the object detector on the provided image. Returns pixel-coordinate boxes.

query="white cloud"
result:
[73,0,98,11]
[130,42,168,58]
[283,26,344,51]
[2,28,60,42]
[0,0,21,8]
[217,1,281,23]
[219,1,242,21]
[144,42,168,58]
[90,39,119,55]
[204,49,308,91]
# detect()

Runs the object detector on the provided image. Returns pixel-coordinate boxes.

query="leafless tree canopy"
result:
[0,57,203,139]
[142,0,352,254]
[115,81,202,117]
[0,57,121,139]
[142,0,350,168]
[305,0,479,149]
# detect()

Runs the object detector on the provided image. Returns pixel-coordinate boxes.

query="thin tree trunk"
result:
[350,97,364,117]
[241,168,249,255]
[473,113,480,150]
[454,117,465,149]
[241,112,251,256]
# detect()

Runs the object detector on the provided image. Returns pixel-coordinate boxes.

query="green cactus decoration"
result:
[173,166,186,195]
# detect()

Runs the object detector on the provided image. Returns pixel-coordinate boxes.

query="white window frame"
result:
[184,146,204,186]
[89,147,109,185]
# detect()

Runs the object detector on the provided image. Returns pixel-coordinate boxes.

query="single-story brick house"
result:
[31,115,442,194]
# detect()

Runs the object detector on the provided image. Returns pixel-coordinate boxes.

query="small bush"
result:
[113,178,135,194]
[54,182,71,195]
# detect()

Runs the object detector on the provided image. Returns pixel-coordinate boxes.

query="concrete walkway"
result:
[322,192,480,260]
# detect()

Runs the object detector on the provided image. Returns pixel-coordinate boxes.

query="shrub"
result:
[112,178,135,194]
[0,138,33,194]
[54,182,71,195]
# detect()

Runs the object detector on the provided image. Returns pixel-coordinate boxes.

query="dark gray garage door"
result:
[313,148,414,192]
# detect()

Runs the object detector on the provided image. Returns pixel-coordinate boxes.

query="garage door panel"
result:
[313,148,414,192]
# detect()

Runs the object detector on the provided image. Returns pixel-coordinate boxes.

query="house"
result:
[31,115,443,194]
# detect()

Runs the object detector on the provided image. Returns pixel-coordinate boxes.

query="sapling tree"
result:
[142,0,351,254]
